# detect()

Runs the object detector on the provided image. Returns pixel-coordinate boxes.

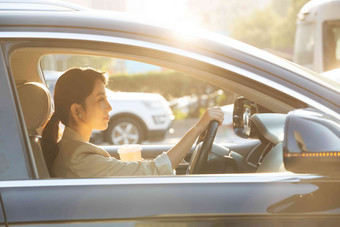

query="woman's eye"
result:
[98,96,108,102]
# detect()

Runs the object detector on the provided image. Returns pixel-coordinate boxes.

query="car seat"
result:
[17,82,52,178]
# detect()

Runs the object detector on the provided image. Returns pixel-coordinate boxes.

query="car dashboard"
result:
[204,113,287,174]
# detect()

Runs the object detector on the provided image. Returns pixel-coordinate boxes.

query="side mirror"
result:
[283,108,340,173]
[233,97,258,138]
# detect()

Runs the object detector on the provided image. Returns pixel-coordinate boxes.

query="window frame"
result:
[3,33,339,180]
[0,44,36,180]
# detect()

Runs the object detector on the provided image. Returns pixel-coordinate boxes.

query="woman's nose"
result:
[106,99,112,111]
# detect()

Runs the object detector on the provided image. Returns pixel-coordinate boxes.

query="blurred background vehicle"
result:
[44,70,174,145]
[294,0,340,73]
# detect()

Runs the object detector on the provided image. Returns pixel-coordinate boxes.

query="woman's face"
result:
[80,79,112,130]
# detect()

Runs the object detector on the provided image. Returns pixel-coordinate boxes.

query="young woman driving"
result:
[42,68,224,178]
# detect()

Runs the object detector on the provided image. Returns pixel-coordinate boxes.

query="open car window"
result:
[40,54,241,146]
[8,39,334,179]
[37,53,287,177]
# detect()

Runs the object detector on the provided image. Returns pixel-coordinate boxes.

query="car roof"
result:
[0,0,88,11]
[1,10,339,115]
[1,10,337,86]
[322,68,340,83]
[0,10,307,68]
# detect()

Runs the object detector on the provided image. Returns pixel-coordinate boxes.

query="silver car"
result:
[0,5,340,226]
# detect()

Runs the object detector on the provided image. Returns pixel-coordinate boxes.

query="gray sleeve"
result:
[72,151,174,177]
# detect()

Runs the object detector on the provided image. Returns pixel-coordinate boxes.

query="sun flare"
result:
[126,0,204,41]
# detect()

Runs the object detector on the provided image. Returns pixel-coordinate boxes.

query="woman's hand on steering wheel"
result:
[194,107,224,134]
[186,107,224,174]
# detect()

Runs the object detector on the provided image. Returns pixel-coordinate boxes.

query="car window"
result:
[40,54,240,146]
[8,46,293,179]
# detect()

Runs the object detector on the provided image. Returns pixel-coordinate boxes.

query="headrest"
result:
[251,113,286,145]
[17,82,52,131]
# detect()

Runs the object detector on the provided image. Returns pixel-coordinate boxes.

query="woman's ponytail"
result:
[41,112,60,176]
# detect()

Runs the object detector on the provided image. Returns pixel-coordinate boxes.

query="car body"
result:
[44,70,173,145]
[0,7,340,227]
[0,0,88,11]
[322,67,340,86]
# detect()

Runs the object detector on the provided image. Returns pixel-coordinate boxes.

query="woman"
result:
[42,68,224,178]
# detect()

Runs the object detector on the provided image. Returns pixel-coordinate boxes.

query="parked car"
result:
[44,70,173,145]
[0,6,340,226]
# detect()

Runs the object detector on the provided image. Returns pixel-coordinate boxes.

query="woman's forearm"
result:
[166,124,201,168]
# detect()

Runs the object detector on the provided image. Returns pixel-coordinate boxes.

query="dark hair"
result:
[42,68,107,175]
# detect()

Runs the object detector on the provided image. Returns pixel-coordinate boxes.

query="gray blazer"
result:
[52,127,174,178]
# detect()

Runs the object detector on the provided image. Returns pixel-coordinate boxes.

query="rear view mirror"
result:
[233,97,258,138]
[283,108,340,173]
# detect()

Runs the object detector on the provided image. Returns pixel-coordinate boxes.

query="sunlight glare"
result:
[127,0,204,42]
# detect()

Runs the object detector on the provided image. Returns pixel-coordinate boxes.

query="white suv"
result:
[44,70,174,145]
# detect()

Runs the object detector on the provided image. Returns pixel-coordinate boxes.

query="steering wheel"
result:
[186,120,219,174]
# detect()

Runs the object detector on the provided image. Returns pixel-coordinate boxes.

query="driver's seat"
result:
[17,82,52,178]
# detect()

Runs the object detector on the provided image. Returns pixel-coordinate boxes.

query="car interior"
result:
[11,45,289,179]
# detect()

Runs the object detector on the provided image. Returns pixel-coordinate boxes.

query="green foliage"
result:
[230,7,280,49]
[107,71,230,101]
[230,0,309,50]
[199,107,206,118]
[215,92,227,106]
[173,109,188,120]
[63,55,114,73]
[41,54,115,73]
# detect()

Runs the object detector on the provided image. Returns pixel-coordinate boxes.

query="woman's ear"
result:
[70,103,82,122]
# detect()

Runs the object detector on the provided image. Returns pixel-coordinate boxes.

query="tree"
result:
[41,55,115,73]
[229,0,309,50]
[229,6,281,49]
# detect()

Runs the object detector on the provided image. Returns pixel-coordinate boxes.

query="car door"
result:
[0,201,5,227]
[0,45,36,227]
[3,175,340,226]
[0,47,9,227]
[1,63,340,227]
